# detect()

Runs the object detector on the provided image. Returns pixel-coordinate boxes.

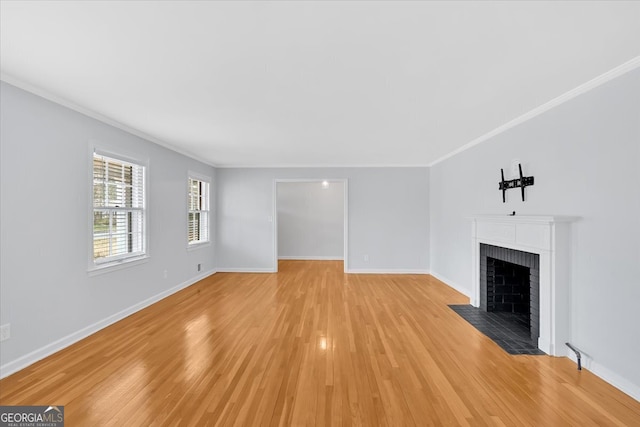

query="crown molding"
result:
[0,73,219,168]
[4,55,638,170]
[215,163,430,168]
[428,55,640,167]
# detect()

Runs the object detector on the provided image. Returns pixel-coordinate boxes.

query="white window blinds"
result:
[93,153,146,264]
[188,177,210,244]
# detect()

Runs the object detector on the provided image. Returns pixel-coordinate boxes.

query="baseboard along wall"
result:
[0,269,217,379]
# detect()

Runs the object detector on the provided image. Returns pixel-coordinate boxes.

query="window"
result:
[188,177,210,245]
[92,152,146,266]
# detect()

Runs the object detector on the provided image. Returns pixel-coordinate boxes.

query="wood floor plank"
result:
[1,260,639,425]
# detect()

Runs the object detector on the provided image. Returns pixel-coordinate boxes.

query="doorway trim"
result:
[273,179,348,273]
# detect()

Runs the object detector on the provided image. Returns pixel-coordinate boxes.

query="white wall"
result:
[217,167,429,273]
[277,181,344,260]
[429,68,640,399]
[5,64,636,402]
[0,82,216,377]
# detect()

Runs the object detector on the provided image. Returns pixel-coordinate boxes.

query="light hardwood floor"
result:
[1,260,639,425]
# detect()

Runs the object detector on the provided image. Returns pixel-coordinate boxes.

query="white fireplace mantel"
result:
[471,215,579,356]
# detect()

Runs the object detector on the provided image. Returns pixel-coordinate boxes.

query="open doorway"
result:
[273,179,348,272]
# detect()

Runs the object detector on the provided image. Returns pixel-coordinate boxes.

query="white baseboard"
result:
[0,269,216,379]
[216,267,275,273]
[430,270,640,402]
[428,270,472,299]
[278,256,344,261]
[346,269,430,274]
[566,349,640,402]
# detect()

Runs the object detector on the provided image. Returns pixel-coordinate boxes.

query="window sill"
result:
[187,241,211,252]
[88,255,150,277]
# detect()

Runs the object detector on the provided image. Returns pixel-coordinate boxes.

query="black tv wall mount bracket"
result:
[499,164,534,203]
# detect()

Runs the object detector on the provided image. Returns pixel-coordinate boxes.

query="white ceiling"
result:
[1,1,639,167]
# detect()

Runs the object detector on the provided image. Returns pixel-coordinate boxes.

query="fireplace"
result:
[480,244,539,343]
[471,215,577,356]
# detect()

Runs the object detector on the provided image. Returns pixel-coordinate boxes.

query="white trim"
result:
[278,256,343,260]
[215,268,275,273]
[468,214,579,224]
[0,269,217,379]
[217,164,430,168]
[4,56,639,170]
[87,255,150,277]
[273,180,278,271]
[273,179,349,273]
[346,269,430,275]
[187,173,211,246]
[343,182,349,272]
[565,351,640,402]
[432,270,640,402]
[93,146,147,168]
[429,271,472,299]
[0,74,218,168]
[188,170,212,184]
[471,215,578,356]
[428,56,640,167]
[88,143,150,272]
[187,241,212,252]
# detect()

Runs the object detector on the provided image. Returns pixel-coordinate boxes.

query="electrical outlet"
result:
[0,324,10,342]
[364,254,369,262]
[197,263,201,272]
[163,270,168,279]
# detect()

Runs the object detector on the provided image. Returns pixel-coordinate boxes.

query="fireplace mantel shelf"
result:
[470,214,579,356]
[469,214,580,224]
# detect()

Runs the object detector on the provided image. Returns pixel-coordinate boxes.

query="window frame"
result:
[88,147,149,274]
[187,172,211,248]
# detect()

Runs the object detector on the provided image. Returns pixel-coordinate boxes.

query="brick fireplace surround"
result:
[471,215,577,356]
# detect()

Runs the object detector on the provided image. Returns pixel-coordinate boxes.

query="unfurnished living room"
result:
[1,1,639,425]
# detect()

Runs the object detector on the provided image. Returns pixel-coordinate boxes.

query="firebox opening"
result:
[479,243,540,346]
[486,257,531,330]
